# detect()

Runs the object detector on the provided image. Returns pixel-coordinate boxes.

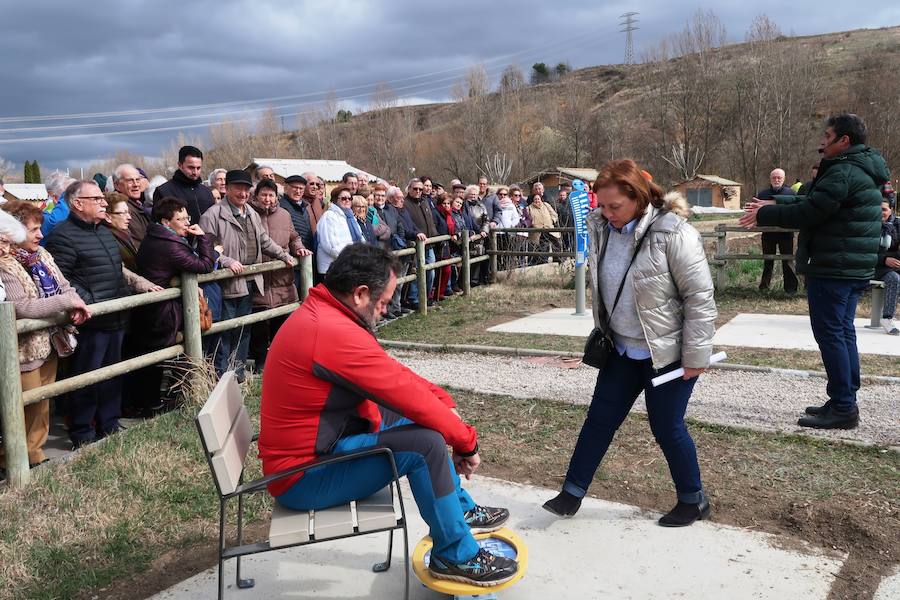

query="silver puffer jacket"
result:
[587,192,717,369]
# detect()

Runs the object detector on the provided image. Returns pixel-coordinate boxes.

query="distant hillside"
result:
[237,24,900,192]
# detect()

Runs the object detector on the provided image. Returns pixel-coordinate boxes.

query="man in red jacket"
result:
[259,243,518,586]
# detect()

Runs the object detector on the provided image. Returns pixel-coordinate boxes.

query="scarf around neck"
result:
[13,248,60,298]
[340,205,363,242]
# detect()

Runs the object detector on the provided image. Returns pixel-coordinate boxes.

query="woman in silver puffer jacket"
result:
[543,159,717,527]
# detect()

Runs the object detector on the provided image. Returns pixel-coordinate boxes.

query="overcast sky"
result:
[1,0,898,174]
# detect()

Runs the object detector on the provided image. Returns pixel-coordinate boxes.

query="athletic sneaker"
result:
[881,318,899,336]
[464,505,509,533]
[429,548,518,586]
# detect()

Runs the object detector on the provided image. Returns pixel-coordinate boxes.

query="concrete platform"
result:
[151,476,844,600]
[487,307,594,337]
[713,313,899,356]
[487,309,899,357]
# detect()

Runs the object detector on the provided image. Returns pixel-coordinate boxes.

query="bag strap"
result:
[601,218,657,332]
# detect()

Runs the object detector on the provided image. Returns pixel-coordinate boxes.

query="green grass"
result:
[0,379,268,600]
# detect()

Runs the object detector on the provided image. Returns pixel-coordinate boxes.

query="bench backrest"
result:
[197,371,253,495]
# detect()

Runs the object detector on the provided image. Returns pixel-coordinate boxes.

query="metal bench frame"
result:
[196,372,410,600]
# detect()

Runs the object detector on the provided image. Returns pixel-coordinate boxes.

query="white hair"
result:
[386,186,404,201]
[406,178,421,190]
[207,168,226,186]
[464,184,479,197]
[45,171,74,197]
[113,163,138,182]
[0,209,27,243]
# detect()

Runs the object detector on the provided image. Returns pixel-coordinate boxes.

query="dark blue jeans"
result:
[806,277,868,411]
[564,351,703,504]
[276,418,479,563]
[67,328,125,444]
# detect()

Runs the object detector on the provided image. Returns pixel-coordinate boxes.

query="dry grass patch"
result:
[0,376,266,600]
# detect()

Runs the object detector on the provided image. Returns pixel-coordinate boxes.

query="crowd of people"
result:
[0,112,895,497]
[0,145,572,466]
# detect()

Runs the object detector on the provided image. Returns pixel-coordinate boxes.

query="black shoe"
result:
[29,458,51,469]
[426,299,435,307]
[658,498,711,527]
[542,491,582,517]
[428,548,518,587]
[70,438,95,451]
[400,307,413,315]
[804,399,834,416]
[463,505,509,533]
[798,405,859,429]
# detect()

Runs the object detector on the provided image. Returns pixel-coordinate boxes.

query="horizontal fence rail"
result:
[0,222,645,488]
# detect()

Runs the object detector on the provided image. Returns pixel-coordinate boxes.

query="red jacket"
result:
[259,284,478,496]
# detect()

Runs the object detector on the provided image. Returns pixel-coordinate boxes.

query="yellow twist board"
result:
[412,527,528,599]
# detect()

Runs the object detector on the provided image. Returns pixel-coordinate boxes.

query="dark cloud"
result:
[1,0,897,172]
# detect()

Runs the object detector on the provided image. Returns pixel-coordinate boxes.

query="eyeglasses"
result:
[120,177,142,185]
[109,210,129,216]
[498,192,509,196]
[337,195,353,201]
[308,182,321,187]
[512,193,522,197]
[411,187,424,192]
[77,196,106,203]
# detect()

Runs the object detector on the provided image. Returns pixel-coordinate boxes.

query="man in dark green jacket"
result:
[740,113,888,430]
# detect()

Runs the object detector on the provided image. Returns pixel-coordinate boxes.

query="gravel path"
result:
[391,350,900,449]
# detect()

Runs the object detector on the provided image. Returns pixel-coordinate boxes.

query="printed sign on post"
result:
[568,180,591,267]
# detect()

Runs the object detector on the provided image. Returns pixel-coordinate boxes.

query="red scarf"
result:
[438,204,455,236]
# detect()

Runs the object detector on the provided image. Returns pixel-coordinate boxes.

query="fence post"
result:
[298,254,313,300]
[180,272,202,361]
[415,238,427,315]
[489,230,498,283]
[0,302,29,488]
[714,224,727,290]
[461,229,471,296]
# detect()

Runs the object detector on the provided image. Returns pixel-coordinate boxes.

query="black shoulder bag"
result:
[582,220,656,370]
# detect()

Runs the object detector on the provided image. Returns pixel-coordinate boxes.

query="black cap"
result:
[225,170,252,186]
[255,179,278,195]
[452,182,466,190]
[285,174,307,185]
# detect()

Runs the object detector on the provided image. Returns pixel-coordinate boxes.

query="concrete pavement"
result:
[487,309,899,357]
[151,476,844,600]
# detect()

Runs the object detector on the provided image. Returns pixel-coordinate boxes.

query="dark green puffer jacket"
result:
[757,145,888,280]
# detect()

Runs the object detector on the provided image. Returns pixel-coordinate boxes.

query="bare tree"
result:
[0,156,16,181]
[554,79,596,166]
[452,65,497,179]
[662,143,705,180]
[498,64,526,94]
[479,152,512,184]
[365,83,417,182]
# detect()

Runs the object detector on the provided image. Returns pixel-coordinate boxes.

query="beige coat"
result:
[200,201,292,299]
[0,249,82,370]
[526,202,559,244]
[586,192,717,369]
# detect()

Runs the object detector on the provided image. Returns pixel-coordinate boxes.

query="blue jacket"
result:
[40,194,70,243]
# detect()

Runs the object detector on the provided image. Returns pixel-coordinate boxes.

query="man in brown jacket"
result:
[248,179,311,368]
[199,170,296,380]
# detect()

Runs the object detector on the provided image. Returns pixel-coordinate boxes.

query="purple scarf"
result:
[14,248,60,298]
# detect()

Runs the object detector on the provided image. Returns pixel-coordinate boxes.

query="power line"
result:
[619,12,639,65]
[0,29,619,144]
[0,28,610,126]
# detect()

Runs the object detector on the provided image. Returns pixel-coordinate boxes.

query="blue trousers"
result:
[406,248,435,304]
[67,328,125,444]
[215,294,252,379]
[806,277,868,411]
[564,351,703,504]
[277,418,479,563]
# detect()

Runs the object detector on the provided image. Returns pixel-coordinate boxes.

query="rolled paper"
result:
[651,351,727,387]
